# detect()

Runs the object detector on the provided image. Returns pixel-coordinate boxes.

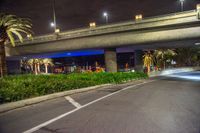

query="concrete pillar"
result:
[104,48,117,72]
[197,4,200,19]
[134,50,143,72]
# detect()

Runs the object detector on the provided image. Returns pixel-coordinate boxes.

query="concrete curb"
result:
[0,84,112,113]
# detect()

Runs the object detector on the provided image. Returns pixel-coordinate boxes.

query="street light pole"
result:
[180,0,184,12]
[105,15,108,24]
[52,0,57,31]
[103,12,108,24]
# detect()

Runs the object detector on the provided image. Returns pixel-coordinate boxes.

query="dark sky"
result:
[0,0,199,35]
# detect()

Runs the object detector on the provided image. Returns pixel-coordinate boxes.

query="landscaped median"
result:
[0,72,147,104]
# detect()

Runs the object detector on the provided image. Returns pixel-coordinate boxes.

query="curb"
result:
[0,84,112,113]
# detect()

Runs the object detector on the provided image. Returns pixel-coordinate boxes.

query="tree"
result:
[27,58,54,74]
[175,47,200,66]
[154,49,176,69]
[34,58,43,75]
[0,14,32,77]
[42,58,54,74]
[27,59,35,73]
[27,59,38,75]
[143,51,153,74]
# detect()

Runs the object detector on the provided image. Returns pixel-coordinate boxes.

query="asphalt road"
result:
[0,71,200,133]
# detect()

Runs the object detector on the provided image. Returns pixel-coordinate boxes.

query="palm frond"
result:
[8,27,32,36]
[10,30,23,42]
[6,31,15,46]
[2,15,17,25]
[0,13,33,46]
[9,26,33,34]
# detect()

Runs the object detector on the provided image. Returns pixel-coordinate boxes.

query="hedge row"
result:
[0,72,147,103]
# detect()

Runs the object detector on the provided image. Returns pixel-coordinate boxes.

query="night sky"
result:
[0,0,199,35]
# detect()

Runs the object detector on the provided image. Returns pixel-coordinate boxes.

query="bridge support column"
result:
[104,48,117,72]
[197,4,200,19]
[134,50,143,72]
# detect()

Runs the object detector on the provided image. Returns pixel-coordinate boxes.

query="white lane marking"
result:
[23,80,155,133]
[65,96,82,108]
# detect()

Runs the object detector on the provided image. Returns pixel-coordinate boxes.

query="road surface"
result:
[0,71,200,133]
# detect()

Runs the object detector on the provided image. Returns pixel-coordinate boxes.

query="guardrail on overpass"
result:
[14,10,199,46]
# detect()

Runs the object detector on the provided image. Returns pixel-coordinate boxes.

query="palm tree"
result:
[34,58,43,75]
[42,58,54,74]
[143,51,153,74]
[27,59,35,73]
[0,14,32,77]
[27,58,38,75]
[154,49,176,69]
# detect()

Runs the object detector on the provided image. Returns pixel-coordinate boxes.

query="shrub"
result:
[0,72,147,103]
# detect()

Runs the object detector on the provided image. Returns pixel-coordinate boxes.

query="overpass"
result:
[6,8,200,72]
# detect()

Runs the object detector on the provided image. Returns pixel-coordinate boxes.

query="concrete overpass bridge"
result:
[6,8,200,72]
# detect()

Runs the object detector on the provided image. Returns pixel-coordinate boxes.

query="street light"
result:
[180,0,184,12]
[27,34,33,40]
[27,34,32,38]
[103,12,108,24]
[55,28,60,33]
[197,4,200,19]
[197,4,200,10]
[50,22,55,27]
[52,0,57,32]
[135,14,143,21]
[89,22,96,28]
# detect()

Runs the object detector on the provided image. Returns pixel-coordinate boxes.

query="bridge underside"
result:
[6,38,200,60]
[5,9,200,72]
[6,25,200,57]
[6,38,200,73]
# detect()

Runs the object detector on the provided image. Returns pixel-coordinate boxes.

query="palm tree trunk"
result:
[34,63,38,75]
[45,64,48,74]
[0,42,7,77]
[147,65,150,74]
[37,63,40,74]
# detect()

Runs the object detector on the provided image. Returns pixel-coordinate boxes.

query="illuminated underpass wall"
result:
[7,48,137,74]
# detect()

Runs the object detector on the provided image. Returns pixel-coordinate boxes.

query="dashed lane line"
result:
[65,96,82,108]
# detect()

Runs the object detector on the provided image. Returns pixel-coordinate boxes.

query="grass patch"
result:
[0,72,147,103]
